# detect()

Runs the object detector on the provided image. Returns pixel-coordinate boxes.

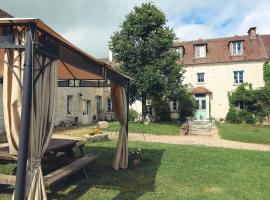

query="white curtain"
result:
[26,54,57,199]
[3,49,24,156]
[3,47,57,199]
[111,82,128,170]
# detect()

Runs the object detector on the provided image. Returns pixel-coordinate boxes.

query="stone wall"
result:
[0,84,114,134]
[54,86,114,126]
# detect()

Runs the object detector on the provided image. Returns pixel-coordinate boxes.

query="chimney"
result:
[248,27,257,39]
[108,50,113,62]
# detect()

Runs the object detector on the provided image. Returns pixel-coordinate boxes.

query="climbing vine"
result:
[263,61,270,88]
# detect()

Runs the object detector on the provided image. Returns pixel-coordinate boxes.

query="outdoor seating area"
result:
[0,18,130,199]
[0,138,95,187]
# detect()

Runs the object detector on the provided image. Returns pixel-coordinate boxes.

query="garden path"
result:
[107,128,270,152]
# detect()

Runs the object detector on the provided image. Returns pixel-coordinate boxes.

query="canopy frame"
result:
[0,20,130,200]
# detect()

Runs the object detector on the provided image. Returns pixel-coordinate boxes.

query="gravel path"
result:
[106,128,270,152]
[53,127,270,152]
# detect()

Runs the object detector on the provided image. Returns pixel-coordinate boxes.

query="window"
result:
[83,100,91,115]
[233,71,244,84]
[235,101,244,109]
[107,98,112,112]
[171,100,178,111]
[67,95,73,115]
[195,100,199,109]
[201,100,206,109]
[195,44,206,58]
[231,41,243,55]
[175,47,184,60]
[68,79,80,87]
[197,73,205,83]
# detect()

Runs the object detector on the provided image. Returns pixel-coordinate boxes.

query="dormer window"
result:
[230,41,243,55]
[195,44,206,58]
[175,46,184,60]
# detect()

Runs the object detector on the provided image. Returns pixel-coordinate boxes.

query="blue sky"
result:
[2,0,270,58]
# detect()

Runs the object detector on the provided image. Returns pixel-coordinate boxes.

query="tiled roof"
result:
[173,34,270,65]
[0,9,13,18]
[192,86,212,94]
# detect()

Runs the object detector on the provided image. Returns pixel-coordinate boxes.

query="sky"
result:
[2,0,270,58]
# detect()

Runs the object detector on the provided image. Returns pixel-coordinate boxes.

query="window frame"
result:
[107,98,112,112]
[234,101,245,110]
[195,44,206,58]
[233,70,244,84]
[175,46,184,60]
[67,95,73,115]
[231,41,243,55]
[171,100,178,111]
[197,72,205,83]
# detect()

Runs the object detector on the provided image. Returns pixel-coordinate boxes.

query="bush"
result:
[177,90,196,122]
[226,108,241,123]
[129,109,138,121]
[152,98,171,122]
[226,108,255,124]
[239,110,255,124]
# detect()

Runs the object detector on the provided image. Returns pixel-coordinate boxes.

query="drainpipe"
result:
[14,23,35,200]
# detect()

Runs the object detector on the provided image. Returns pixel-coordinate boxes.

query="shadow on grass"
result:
[47,145,165,200]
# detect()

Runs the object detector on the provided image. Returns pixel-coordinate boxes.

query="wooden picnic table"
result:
[0,138,83,162]
[0,138,95,187]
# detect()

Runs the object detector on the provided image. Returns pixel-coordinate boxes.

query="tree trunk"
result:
[142,97,146,121]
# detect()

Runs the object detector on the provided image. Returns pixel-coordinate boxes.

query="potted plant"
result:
[128,148,141,166]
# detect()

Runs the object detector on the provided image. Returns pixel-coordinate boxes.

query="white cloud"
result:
[238,4,270,35]
[2,0,270,57]
[174,24,216,41]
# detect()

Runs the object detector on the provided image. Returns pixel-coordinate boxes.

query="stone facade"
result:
[0,83,114,133]
[54,86,114,126]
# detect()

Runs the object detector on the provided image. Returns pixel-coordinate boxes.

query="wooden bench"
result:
[0,155,96,187]
[0,174,16,185]
[44,155,96,187]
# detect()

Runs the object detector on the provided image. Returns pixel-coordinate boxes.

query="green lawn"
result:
[1,140,270,199]
[218,123,270,145]
[105,121,182,135]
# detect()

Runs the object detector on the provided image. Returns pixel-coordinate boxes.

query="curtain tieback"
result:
[28,158,41,169]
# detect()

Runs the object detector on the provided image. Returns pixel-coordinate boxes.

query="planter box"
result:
[84,133,108,143]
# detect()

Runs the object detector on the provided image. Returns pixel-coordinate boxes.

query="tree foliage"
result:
[227,83,270,124]
[109,3,184,116]
[263,61,270,88]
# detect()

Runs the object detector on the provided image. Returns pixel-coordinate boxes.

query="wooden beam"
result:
[0,174,16,185]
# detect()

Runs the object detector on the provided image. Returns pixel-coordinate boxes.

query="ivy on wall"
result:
[226,61,270,124]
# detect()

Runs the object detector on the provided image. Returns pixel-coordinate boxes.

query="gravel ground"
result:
[53,127,270,152]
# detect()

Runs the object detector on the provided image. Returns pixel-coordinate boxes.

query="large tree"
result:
[109,3,184,117]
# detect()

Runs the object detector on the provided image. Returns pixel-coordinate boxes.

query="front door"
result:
[194,94,209,120]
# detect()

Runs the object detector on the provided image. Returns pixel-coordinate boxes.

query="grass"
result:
[218,123,270,145]
[105,121,182,135]
[1,140,270,199]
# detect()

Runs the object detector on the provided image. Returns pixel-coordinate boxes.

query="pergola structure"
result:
[0,18,130,199]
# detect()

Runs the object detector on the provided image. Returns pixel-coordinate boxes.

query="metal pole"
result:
[126,81,130,137]
[14,24,34,200]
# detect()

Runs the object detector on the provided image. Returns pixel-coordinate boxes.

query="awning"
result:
[192,86,212,94]
[0,18,130,85]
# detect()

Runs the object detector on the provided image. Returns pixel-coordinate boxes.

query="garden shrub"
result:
[226,108,241,123]
[152,98,171,122]
[129,109,139,121]
[239,110,255,124]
